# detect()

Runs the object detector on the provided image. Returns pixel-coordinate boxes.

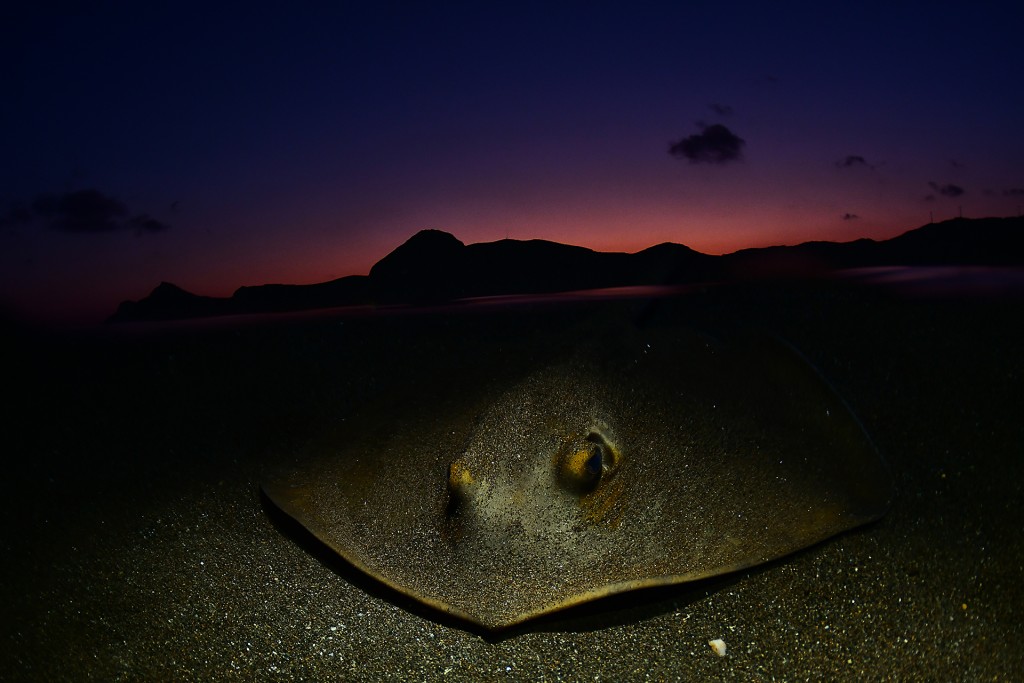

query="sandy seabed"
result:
[3,279,1022,681]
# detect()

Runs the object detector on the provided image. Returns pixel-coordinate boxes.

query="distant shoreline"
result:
[109,216,1024,323]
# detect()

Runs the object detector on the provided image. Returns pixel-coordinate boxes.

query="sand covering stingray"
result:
[263,325,893,631]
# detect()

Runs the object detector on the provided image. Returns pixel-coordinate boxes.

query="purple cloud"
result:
[8,189,170,234]
[669,124,745,164]
[928,181,965,198]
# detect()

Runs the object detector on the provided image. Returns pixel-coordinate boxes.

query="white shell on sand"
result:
[708,638,727,657]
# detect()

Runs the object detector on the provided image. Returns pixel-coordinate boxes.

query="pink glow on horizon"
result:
[180,207,927,299]
[180,207,946,299]
[0,200,992,327]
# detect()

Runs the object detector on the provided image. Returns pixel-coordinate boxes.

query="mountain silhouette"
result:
[110,282,233,321]
[108,216,1024,323]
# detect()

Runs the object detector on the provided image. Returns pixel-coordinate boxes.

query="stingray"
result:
[262,325,894,631]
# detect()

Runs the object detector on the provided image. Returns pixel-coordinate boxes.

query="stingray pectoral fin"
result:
[261,478,337,552]
[261,327,895,632]
[261,474,482,624]
[743,334,896,519]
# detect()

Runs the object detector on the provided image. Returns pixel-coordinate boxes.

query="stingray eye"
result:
[559,430,620,493]
[447,459,474,515]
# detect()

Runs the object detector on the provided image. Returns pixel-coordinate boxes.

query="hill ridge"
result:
[108,216,1024,322]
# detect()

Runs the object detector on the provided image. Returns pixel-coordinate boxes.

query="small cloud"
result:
[842,213,860,220]
[835,155,872,169]
[668,124,745,164]
[128,214,170,234]
[32,189,127,232]
[1004,187,1024,197]
[709,103,733,116]
[928,181,965,198]
[950,159,967,169]
[6,189,170,234]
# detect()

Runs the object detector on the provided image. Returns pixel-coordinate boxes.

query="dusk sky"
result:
[3,2,1022,323]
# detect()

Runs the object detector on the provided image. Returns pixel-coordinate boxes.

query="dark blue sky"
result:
[3,2,1022,322]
